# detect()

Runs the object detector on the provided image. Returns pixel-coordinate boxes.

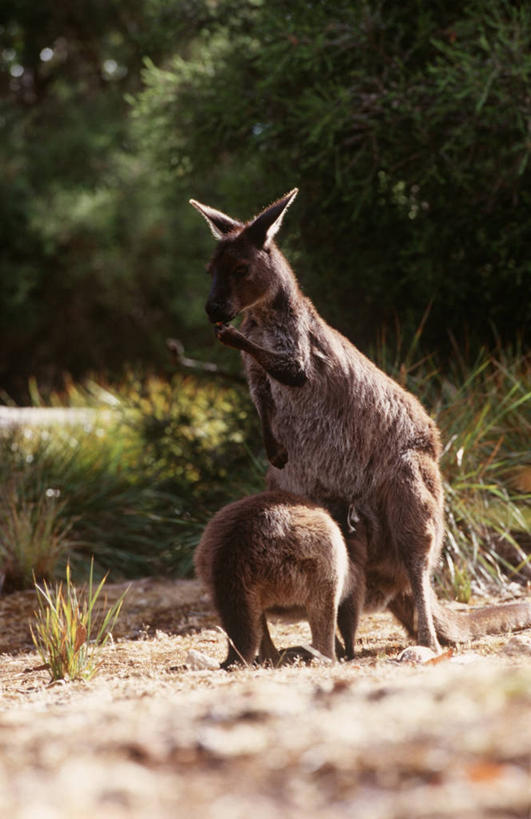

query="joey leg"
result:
[337,592,363,661]
[217,592,261,670]
[258,615,280,665]
[307,597,338,661]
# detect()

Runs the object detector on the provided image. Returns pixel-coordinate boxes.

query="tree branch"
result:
[166,338,246,384]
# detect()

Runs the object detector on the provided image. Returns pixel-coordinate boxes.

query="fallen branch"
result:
[166,338,245,384]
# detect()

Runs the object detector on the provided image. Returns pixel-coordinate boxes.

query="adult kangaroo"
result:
[191,189,531,653]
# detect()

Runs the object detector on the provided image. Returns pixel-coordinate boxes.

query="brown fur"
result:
[194,491,358,668]
[191,190,531,654]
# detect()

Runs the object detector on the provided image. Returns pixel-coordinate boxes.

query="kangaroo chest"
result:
[242,323,402,504]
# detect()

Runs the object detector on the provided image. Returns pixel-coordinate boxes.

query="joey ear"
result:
[189,199,242,239]
[244,188,298,249]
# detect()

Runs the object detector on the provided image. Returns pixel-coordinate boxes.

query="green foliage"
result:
[0,1,220,399]
[119,373,263,503]
[31,560,127,682]
[0,419,176,580]
[2,1,529,396]
[436,351,531,596]
[447,563,473,605]
[134,0,531,351]
[0,374,264,586]
[1,1,529,399]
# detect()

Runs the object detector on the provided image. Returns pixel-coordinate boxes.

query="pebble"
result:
[186,649,219,670]
[501,634,531,657]
[396,646,438,664]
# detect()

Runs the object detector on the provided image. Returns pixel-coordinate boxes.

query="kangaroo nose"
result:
[205,301,230,324]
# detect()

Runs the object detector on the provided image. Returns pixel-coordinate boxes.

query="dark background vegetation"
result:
[1,0,530,400]
[0,1,529,592]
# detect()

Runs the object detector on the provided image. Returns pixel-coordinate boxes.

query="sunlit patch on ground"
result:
[0,579,529,818]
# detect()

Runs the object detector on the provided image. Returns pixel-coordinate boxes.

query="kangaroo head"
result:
[190,189,298,324]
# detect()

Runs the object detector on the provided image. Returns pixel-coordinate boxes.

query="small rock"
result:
[186,649,218,670]
[279,644,333,665]
[501,634,531,657]
[397,646,438,664]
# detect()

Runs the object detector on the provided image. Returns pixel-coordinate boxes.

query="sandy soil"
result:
[0,578,530,819]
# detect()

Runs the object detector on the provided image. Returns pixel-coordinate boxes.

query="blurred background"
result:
[0,1,529,591]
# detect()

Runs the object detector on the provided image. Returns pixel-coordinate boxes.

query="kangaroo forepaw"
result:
[214,323,245,349]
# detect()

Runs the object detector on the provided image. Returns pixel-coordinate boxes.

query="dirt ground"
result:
[0,578,530,819]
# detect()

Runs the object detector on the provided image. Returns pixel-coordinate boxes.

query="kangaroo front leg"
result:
[247,359,288,468]
[215,324,308,387]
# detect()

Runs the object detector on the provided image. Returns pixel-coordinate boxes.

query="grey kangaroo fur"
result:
[191,189,531,653]
[195,491,359,668]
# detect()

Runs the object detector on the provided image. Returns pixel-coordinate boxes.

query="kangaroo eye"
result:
[233,264,249,277]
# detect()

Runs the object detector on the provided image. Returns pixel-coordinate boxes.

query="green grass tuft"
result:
[31,560,127,682]
[0,480,75,592]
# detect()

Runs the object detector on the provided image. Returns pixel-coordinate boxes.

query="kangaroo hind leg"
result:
[306,590,339,661]
[390,463,443,652]
[216,588,262,670]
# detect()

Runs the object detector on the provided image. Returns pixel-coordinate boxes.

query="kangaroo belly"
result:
[266,604,307,622]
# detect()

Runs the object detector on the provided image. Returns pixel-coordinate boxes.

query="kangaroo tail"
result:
[389,592,531,645]
[431,595,531,645]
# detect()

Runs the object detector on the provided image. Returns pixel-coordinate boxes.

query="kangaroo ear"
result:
[244,188,298,249]
[189,199,242,239]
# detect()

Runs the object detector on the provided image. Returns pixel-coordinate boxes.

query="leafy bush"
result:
[118,373,263,503]
[134,0,531,352]
[0,374,264,586]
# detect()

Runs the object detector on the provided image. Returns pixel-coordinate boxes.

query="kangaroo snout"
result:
[205,300,234,324]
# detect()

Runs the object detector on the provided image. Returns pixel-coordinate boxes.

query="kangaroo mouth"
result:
[206,304,237,325]
[212,313,236,326]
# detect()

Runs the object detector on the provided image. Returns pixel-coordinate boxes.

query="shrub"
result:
[0,373,264,586]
